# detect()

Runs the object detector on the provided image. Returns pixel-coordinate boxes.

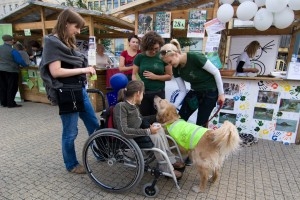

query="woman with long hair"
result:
[236,40,260,76]
[40,9,100,174]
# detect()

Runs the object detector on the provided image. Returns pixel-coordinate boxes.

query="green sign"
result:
[0,24,13,45]
[173,19,185,30]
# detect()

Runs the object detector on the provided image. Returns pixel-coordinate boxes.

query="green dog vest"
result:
[166,119,208,150]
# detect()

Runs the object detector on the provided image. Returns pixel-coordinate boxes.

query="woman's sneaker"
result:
[70,164,86,174]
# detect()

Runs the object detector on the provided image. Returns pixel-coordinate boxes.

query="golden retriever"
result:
[154,96,241,193]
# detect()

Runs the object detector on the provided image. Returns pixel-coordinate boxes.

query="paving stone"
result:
[1,102,300,199]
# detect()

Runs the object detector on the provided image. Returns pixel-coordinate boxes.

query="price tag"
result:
[173,19,185,29]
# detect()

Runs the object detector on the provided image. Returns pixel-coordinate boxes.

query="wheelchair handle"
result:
[86,88,106,112]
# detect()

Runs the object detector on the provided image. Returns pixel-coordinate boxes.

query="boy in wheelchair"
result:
[113,80,185,179]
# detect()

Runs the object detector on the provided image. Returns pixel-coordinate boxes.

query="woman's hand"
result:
[149,124,161,134]
[83,66,96,75]
[143,70,155,79]
[218,94,225,106]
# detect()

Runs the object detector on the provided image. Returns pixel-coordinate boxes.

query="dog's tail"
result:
[213,120,242,156]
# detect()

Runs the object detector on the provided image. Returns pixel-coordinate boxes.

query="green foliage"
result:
[100,39,112,49]
[65,0,87,9]
[165,38,199,48]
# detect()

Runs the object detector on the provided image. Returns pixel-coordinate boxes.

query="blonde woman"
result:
[236,40,260,76]
[160,39,225,165]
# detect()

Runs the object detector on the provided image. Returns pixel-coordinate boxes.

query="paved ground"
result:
[0,101,300,200]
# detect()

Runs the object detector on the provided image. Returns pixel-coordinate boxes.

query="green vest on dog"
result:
[166,119,208,150]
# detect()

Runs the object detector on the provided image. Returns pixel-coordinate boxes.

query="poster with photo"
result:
[155,12,171,38]
[187,10,206,38]
[257,90,279,104]
[138,14,154,37]
[279,99,300,113]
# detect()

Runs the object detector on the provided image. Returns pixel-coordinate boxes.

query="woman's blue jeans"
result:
[60,89,100,171]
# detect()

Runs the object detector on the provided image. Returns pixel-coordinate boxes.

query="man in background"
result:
[0,34,28,108]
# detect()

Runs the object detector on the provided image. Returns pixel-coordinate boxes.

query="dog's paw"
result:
[192,185,200,193]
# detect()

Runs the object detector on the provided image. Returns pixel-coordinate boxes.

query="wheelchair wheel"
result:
[142,183,159,198]
[82,128,145,193]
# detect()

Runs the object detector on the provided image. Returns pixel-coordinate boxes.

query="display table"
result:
[19,67,115,112]
[19,67,50,104]
[213,76,300,144]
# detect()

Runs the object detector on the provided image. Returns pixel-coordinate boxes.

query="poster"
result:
[138,14,154,37]
[205,34,221,53]
[206,52,222,69]
[36,70,46,93]
[0,24,13,45]
[155,12,171,38]
[187,10,206,38]
[229,36,280,75]
[204,18,225,36]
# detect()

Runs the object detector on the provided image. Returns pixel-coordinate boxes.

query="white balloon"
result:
[217,4,234,23]
[254,8,273,31]
[288,0,300,11]
[273,7,295,29]
[255,0,265,7]
[221,0,234,4]
[239,0,252,3]
[266,0,288,13]
[237,1,258,21]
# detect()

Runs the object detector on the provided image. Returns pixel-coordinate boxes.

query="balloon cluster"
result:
[217,0,300,31]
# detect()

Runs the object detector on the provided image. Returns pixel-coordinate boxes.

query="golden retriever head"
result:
[154,96,180,124]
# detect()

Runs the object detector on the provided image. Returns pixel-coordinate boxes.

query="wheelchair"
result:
[83,89,184,197]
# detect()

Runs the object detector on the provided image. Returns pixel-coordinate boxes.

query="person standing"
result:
[118,34,141,81]
[160,39,225,165]
[39,9,100,174]
[95,43,111,68]
[29,40,43,65]
[132,31,172,116]
[0,35,28,108]
[236,40,260,77]
[113,80,184,178]
[14,42,31,66]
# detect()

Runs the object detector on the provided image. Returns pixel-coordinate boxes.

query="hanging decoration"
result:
[217,0,298,31]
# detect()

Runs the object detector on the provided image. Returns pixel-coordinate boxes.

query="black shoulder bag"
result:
[57,84,85,115]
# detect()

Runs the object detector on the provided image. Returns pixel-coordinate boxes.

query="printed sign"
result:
[173,19,185,30]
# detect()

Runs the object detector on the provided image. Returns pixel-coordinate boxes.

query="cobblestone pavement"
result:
[0,102,300,200]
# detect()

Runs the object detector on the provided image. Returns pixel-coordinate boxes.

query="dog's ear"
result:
[161,104,180,123]
[156,109,167,123]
